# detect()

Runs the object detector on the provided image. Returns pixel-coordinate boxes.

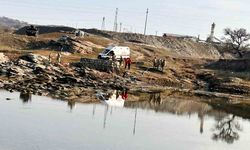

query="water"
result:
[0,90,250,150]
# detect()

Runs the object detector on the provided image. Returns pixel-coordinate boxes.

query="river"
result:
[0,90,249,150]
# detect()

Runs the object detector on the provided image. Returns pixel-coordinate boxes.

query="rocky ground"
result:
[0,53,137,102]
[0,28,250,107]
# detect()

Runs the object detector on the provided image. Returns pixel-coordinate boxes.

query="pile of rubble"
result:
[0,53,130,100]
[49,35,103,54]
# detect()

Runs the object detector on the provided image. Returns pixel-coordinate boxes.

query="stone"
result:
[19,53,48,64]
[0,53,9,63]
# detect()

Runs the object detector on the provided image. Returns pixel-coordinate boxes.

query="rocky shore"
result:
[1,52,250,106]
[0,53,134,102]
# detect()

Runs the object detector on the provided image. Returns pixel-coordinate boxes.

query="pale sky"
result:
[0,0,249,39]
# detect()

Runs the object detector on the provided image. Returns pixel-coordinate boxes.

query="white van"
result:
[98,46,130,60]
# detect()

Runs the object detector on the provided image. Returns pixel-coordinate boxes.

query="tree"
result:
[211,115,242,144]
[223,28,250,58]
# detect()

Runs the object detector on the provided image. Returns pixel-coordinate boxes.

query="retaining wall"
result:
[80,58,113,72]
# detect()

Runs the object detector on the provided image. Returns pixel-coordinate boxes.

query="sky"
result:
[0,0,250,39]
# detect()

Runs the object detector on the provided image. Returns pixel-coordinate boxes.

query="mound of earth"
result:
[206,59,250,72]
[48,36,104,54]
[15,25,76,35]
[77,29,223,59]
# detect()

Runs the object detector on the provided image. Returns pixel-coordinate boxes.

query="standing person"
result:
[127,57,132,70]
[121,89,128,100]
[119,56,123,67]
[124,58,128,69]
[111,51,116,61]
[160,59,166,72]
[56,52,61,64]
[48,53,52,63]
[111,52,118,73]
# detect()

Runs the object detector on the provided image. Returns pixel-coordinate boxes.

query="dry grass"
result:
[84,36,113,47]
[215,70,250,81]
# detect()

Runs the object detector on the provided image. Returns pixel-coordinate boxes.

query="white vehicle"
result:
[96,90,125,108]
[75,30,84,37]
[98,46,130,60]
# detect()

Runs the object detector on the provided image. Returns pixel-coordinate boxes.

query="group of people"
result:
[123,57,132,70]
[47,52,61,64]
[111,52,132,72]
[153,57,166,72]
[47,46,63,65]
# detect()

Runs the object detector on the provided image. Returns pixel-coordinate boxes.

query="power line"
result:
[144,8,149,35]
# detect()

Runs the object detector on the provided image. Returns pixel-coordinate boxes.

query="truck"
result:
[98,46,130,60]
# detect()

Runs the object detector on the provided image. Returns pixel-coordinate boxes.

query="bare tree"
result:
[212,115,242,144]
[223,28,250,58]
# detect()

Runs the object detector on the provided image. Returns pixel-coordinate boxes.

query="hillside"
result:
[0,16,28,29]
[0,25,250,106]
[14,26,223,59]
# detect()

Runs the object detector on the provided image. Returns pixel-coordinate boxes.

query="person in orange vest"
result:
[124,58,128,69]
[125,57,132,70]
[127,57,131,70]
[121,89,128,100]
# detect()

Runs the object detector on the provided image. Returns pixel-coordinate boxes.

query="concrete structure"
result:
[207,22,216,43]
[80,58,113,72]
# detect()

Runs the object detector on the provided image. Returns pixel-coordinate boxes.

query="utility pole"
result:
[113,8,118,32]
[119,22,122,32]
[144,8,149,35]
[101,17,106,30]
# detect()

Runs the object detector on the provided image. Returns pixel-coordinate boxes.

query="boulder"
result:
[19,53,48,64]
[0,53,9,63]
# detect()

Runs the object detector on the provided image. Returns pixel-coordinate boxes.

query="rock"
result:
[9,66,25,76]
[33,65,46,74]
[58,76,78,84]
[49,36,103,54]
[0,53,9,63]
[19,53,48,64]
[0,81,3,88]
[228,77,243,83]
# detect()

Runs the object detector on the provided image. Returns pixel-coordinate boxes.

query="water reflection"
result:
[1,91,250,150]
[68,100,76,111]
[4,90,247,145]
[212,115,242,144]
[149,92,162,105]
[96,90,138,135]
[124,92,245,144]
[19,92,32,104]
[96,90,128,107]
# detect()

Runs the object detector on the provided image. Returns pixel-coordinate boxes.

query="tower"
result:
[207,22,216,42]
[101,17,106,30]
[119,22,122,32]
[144,8,149,35]
[210,22,215,40]
[113,8,118,32]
